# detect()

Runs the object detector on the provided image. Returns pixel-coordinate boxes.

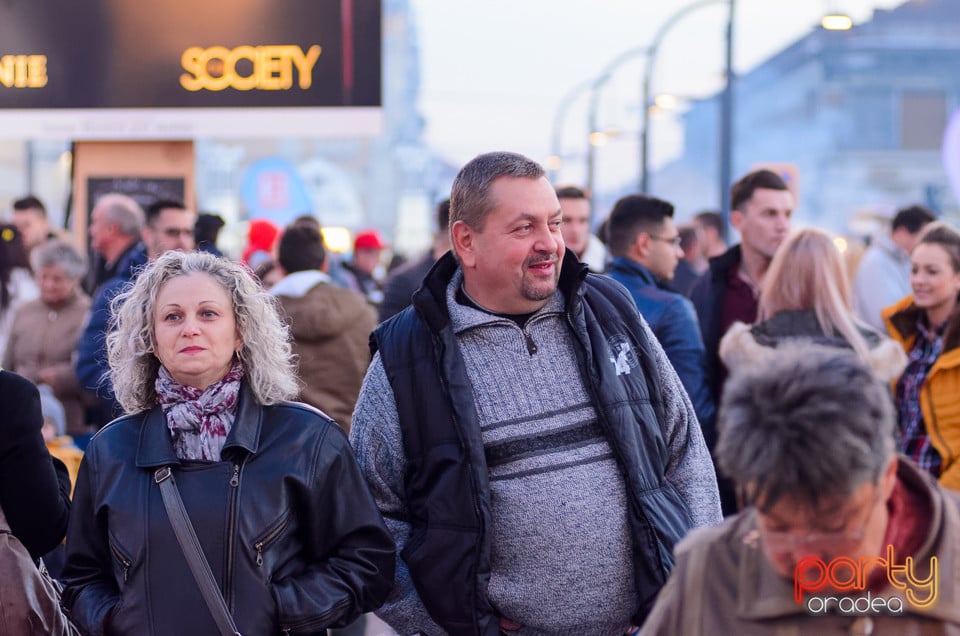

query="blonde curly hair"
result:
[107,250,298,414]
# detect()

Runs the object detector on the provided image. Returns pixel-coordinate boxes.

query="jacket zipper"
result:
[254,515,290,567]
[109,541,131,582]
[224,461,243,609]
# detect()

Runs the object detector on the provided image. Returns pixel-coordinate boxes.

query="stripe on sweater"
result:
[484,419,604,468]
[489,452,615,482]
[480,401,594,433]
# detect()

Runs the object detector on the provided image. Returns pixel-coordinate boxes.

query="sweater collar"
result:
[413,250,589,333]
[444,269,566,335]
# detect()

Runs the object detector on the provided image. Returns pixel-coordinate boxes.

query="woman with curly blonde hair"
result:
[62,251,394,636]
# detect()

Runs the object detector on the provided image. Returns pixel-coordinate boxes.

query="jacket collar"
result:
[608,256,659,288]
[887,295,960,353]
[734,459,960,623]
[708,243,743,282]
[135,382,263,468]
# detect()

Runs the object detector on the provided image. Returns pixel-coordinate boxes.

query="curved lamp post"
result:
[585,44,650,219]
[640,0,731,195]
[547,78,595,184]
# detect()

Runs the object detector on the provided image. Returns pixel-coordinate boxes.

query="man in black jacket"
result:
[378,199,451,323]
[689,169,793,514]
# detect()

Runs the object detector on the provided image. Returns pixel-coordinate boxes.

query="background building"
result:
[653,0,960,231]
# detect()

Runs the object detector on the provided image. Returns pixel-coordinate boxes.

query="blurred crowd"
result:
[2,154,959,634]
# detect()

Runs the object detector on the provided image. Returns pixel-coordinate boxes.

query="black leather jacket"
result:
[62,384,395,635]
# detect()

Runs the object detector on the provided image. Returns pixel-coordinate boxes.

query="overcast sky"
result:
[410,0,910,182]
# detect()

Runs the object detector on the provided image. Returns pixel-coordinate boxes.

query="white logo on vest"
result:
[607,335,638,376]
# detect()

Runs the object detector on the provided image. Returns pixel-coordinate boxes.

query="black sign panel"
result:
[0,0,381,109]
[86,177,186,217]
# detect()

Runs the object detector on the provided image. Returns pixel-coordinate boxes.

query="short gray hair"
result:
[716,345,896,512]
[30,239,87,280]
[93,193,144,238]
[107,251,298,414]
[449,151,545,236]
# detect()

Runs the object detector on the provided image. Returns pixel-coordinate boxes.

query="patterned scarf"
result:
[156,362,243,461]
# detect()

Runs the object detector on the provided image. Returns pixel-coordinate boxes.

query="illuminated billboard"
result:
[0,0,382,139]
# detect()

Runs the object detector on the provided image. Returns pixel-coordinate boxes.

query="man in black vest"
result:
[350,151,721,635]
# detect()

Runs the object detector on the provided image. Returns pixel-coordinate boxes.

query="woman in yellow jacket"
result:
[883,221,960,491]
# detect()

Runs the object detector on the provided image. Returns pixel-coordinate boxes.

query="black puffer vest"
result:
[372,251,694,635]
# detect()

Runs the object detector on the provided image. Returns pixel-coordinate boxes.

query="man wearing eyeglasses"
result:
[141,199,197,260]
[606,194,715,442]
[641,346,960,635]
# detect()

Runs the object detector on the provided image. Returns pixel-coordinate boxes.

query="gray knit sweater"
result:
[350,271,721,635]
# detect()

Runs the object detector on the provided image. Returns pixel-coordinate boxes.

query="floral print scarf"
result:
[156,362,243,461]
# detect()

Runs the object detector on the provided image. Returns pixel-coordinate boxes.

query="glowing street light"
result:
[822,13,853,30]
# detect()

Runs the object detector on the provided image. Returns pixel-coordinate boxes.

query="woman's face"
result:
[38,264,78,305]
[153,273,241,391]
[910,243,960,319]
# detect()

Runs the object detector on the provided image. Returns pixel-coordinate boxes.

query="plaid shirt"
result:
[895,317,945,477]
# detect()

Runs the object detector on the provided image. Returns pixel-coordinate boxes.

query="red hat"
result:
[354,229,387,251]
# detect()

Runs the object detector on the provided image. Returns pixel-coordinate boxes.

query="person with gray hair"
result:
[62,250,395,635]
[351,151,720,635]
[77,193,150,429]
[4,239,91,436]
[84,193,145,296]
[641,346,960,634]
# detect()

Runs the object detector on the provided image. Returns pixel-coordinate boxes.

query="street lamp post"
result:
[719,0,736,240]
[640,0,728,194]
[548,78,594,184]
[585,44,649,220]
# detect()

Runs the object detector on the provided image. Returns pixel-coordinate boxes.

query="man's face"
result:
[143,208,197,260]
[892,225,928,254]
[640,218,683,282]
[559,196,591,258]
[12,208,49,250]
[88,204,116,256]
[455,176,564,314]
[731,188,793,260]
[353,248,382,275]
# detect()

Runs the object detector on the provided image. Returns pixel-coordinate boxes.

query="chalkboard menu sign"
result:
[86,177,186,217]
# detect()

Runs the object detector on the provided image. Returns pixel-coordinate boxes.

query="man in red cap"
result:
[343,229,387,305]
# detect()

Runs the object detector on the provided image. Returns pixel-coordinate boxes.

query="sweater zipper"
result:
[224,461,243,609]
[522,330,538,355]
